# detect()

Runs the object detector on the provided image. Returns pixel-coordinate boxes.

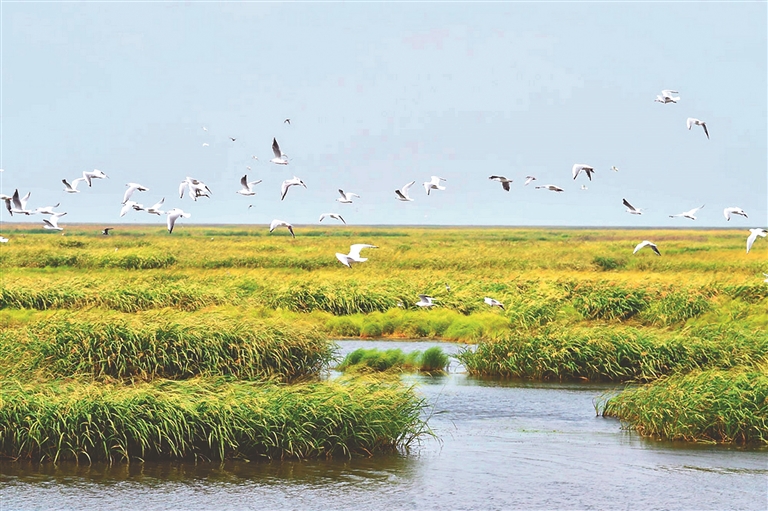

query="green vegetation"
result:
[1,224,765,446]
[599,365,768,444]
[0,377,426,463]
[337,346,450,374]
[457,324,767,382]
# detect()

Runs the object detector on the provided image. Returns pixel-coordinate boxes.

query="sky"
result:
[1,2,766,229]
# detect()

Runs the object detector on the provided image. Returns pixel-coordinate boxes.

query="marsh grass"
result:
[337,347,449,374]
[0,313,334,382]
[457,325,768,382]
[599,365,768,444]
[0,377,429,462]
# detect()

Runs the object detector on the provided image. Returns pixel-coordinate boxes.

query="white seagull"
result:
[415,295,437,307]
[489,176,513,191]
[524,176,537,186]
[0,236,8,243]
[335,243,377,267]
[746,229,767,254]
[237,175,263,196]
[633,240,661,256]
[0,194,12,215]
[610,166,619,172]
[42,212,67,231]
[484,297,505,310]
[270,138,289,165]
[669,204,705,220]
[336,189,360,204]
[120,201,144,217]
[179,177,212,201]
[687,118,709,139]
[572,164,595,181]
[623,198,644,215]
[423,176,446,195]
[280,177,306,201]
[269,219,295,238]
[123,183,148,204]
[655,89,680,103]
[32,203,61,215]
[145,198,165,216]
[10,190,33,215]
[581,185,588,190]
[319,213,346,224]
[166,208,191,234]
[62,178,87,193]
[82,169,108,187]
[535,184,564,192]
[724,207,748,221]
[395,181,416,201]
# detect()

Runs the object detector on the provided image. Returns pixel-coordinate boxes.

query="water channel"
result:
[1,340,765,510]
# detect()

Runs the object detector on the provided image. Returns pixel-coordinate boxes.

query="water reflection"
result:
[2,340,765,510]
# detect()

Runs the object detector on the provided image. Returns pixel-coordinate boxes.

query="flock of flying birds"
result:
[0,91,766,305]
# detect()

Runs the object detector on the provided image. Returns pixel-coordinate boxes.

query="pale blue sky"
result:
[1,2,766,228]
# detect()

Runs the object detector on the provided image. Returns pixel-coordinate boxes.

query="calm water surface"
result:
[1,340,766,510]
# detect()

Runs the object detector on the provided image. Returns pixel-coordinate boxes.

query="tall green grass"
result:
[0,313,334,382]
[337,347,450,373]
[0,377,429,462]
[457,325,768,382]
[599,365,768,444]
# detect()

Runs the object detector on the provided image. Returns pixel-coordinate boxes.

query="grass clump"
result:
[2,314,334,382]
[337,347,450,374]
[0,377,429,463]
[457,325,768,382]
[599,365,768,444]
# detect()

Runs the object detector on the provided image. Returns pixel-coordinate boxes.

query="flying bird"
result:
[120,201,144,217]
[0,194,12,216]
[229,137,236,142]
[535,184,564,192]
[237,175,263,196]
[101,228,113,236]
[280,177,306,201]
[270,138,289,165]
[179,177,212,201]
[269,219,295,238]
[654,89,680,103]
[166,208,191,234]
[687,118,709,139]
[337,189,360,204]
[284,119,291,124]
[42,212,67,231]
[610,166,619,172]
[0,236,8,243]
[82,169,108,187]
[335,243,377,267]
[319,213,346,224]
[202,143,209,147]
[145,198,165,216]
[415,295,437,307]
[10,190,33,215]
[623,198,644,215]
[123,183,148,204]
[484,297,505,310]
[32,203,61,215]
[395,181,416,201]
[581,185,588,190]
[489,176,513,191]
[633,240,661,256]
[572,164,595,181]
[423,176,446,195]
[746,229,767,254]
[669,205,705,220]
[724,207,748,221]
[62,178,87,193]
[524,176,537,186]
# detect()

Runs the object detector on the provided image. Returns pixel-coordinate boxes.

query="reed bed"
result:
[0,313,334,382]
[599,365,768,444]
[337,347,450,373]
[0,377,428,462]
[457,325,768,381]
